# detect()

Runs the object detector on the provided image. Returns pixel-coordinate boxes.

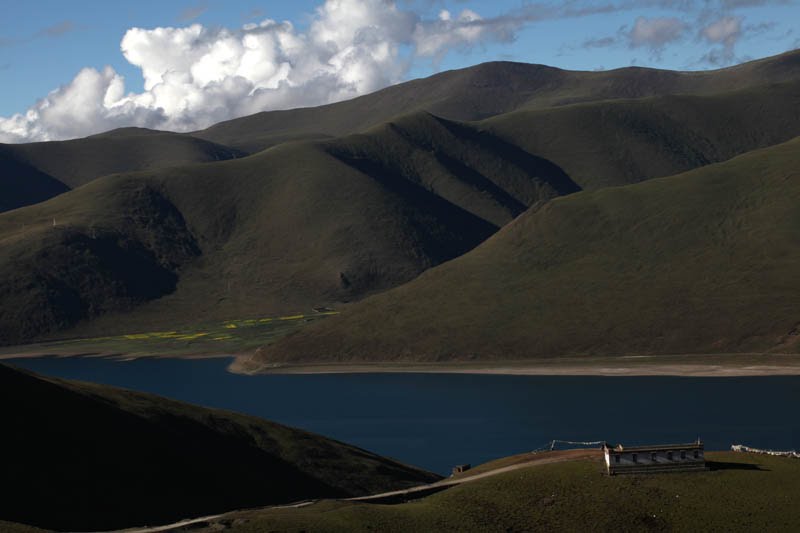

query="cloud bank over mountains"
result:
[0,0,514,143]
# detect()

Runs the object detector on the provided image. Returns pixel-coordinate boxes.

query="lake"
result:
[7,356,799,475]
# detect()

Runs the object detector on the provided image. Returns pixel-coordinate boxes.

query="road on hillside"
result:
[109,449,602,533]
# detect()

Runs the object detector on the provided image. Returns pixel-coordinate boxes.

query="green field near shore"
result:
[0,311,337,359]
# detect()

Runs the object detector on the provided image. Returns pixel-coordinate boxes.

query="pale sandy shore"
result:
[3,350,800,377]
[232,354,800,377]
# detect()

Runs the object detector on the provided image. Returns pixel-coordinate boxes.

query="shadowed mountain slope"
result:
[0,129,243,211]
[1,114,572,342]
[195,49,800,152]
[0,363,438,531]
[0,146,70,212]
[254,137,800,365]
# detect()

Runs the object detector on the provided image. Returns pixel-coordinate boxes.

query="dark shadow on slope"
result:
[0,148,70,212]
[378,120,530,217]
[432,151,529,216]
[325,149,498,265]
[433,115,582,197]
[707,461,767,472]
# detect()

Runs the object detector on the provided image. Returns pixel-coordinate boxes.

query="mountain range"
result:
[2,49,800,359]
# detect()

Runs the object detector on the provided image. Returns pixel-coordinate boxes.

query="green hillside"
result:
[484,80,800,190]
[255,137,800,365]
[0,129,243,211]
[194,49,800,152]
[0,363,439,531]
[0,112,579,344]
[3,51,800,347]
[178,452,800,532]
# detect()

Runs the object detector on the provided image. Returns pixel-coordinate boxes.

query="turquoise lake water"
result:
[8,356,799,474]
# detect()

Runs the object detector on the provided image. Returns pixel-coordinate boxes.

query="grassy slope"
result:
[3,54,800,346]
[483,80,800,190]
[0,128,243,211]
[1,113,577,343]
[0,178,201,344]
[4,81,800,345]
[5,49,798,212]
[256,137,800,364]
[189,452,800,532]
[0,363,439,531]
[194,49,800,152]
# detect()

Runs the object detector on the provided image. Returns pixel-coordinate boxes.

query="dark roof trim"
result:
[605,442,703,453]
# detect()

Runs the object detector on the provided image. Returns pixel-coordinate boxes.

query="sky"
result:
[0,0,797,143]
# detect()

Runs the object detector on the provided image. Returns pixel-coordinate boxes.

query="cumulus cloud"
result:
[0,0,522,143]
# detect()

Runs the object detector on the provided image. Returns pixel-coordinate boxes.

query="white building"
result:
[603,440,706,475]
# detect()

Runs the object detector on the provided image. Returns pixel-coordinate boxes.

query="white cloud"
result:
[699,15,743,64]
[702,15,742,46]
[628,16,686,55]
[0,0,519,143]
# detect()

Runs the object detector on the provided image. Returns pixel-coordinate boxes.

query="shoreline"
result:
[3,350,800,377]
[241,363,800,377]
[232,353,800,377]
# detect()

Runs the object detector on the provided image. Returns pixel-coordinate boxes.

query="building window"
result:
[680,450,686,460]
[632,453,638,463]
[667,451,673,460]
[694,450,699,459]
[651,452,657,462]
[614,455,620,464]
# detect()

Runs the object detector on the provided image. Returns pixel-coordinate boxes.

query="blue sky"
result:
[0,0,797,142]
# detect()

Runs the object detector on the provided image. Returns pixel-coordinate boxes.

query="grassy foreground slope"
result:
[0,363,439,531]
[186,452,800,532]
[195,50,800,152]
[256,137,800,365]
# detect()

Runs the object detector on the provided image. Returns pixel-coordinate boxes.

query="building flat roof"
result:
[605,442,703,453]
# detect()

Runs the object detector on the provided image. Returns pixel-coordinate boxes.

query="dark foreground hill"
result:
[0,129,243,212]
[195,49,800,153]
[254,137,800,365]
[0,363,438,531]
